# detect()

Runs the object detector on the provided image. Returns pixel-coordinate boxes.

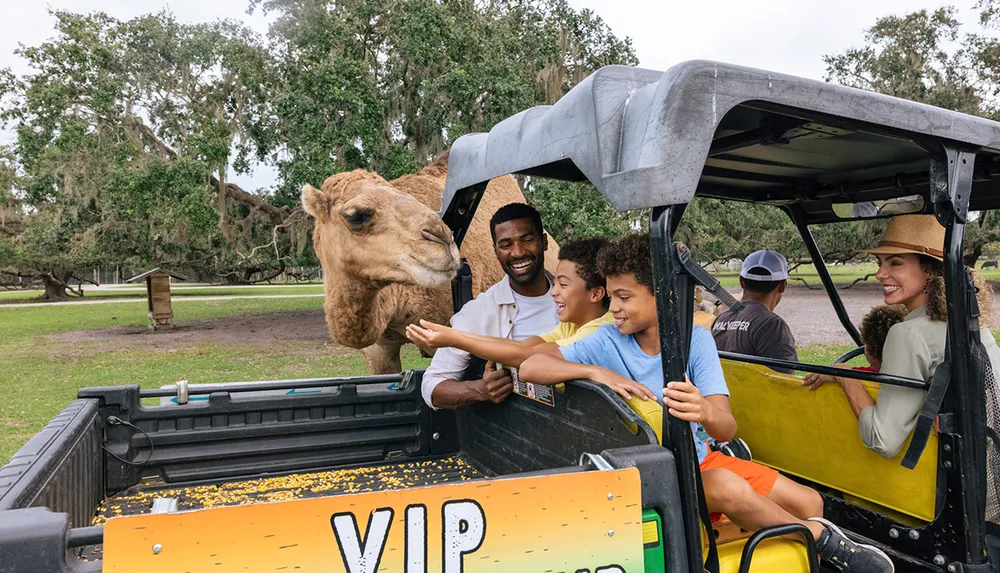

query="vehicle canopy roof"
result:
[442,61,1000,224]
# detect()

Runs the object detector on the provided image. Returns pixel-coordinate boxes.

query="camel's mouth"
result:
[400,246,461,287]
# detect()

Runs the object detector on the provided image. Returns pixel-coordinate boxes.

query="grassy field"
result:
[0,283,324,302]
[0,281,875,464]
[710,261,1000,288]
[0,294,433,462]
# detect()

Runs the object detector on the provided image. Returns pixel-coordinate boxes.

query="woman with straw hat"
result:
[803,214,1000,460]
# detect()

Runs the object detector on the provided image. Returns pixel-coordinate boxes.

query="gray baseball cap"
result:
[740,250,789,281]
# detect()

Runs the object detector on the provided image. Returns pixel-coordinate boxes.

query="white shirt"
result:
[420,274,558,408]
[511,289,559,341]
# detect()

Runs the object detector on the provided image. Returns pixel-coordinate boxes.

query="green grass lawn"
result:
[711,261,1000,288]
[0,295,435,463]
[0,283,324,302]
[0,296,326,344]
[0,290,921,465]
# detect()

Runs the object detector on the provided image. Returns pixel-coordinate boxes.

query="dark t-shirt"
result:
[711,301,798,373]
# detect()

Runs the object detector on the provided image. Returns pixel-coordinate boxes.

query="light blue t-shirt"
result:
[561,324,729,463]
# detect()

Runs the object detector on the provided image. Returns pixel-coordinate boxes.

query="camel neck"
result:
[324,270,391,348]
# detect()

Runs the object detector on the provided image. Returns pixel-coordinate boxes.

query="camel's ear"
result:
[301,184,329,220]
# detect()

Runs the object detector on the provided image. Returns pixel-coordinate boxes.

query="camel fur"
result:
[303,153,558,374]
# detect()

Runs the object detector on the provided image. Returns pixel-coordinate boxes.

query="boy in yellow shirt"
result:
[405,238,614,368]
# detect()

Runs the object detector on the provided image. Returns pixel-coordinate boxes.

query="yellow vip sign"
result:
[103,468,644,573]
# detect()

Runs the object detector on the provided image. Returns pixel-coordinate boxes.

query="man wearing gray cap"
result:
[712,250,798,373]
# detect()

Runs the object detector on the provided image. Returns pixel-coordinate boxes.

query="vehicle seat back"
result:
[722,359,938,522]
[623,361,939,522]
[623,396,813,572]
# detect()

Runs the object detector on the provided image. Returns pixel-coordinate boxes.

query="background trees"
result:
[3,1,1000,299]
[0,0,636,297]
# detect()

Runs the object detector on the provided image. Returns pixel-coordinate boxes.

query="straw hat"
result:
[861,214,945,262]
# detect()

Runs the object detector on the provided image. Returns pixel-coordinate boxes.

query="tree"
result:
[0,2,638,298]
[823,5,1000,267]
[249,0,638,205]
[0,11,303,298]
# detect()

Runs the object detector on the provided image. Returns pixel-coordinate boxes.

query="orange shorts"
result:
[700,449,780,522]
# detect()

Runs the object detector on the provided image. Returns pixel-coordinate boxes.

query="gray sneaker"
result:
[810,517,894,573]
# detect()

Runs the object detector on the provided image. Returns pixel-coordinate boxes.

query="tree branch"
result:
[788,276,820,290]
[69,273,100,288]
[842,272,877,290]
[218,260,287,285]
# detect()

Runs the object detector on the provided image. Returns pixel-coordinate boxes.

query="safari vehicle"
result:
[2,60,1000,573]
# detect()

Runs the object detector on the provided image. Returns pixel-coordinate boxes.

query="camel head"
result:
[302,170,460,287]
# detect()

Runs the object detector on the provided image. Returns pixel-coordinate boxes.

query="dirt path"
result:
[43,308,349,356]
[33,282,1000,354]
[756,282,1000,346]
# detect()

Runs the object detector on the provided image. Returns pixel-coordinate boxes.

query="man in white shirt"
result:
[421,203,559,409]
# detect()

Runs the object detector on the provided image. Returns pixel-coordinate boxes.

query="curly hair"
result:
[558,238,609,290]
[921,257,995,325]
[859,304,908,361]
[597,234,654,292]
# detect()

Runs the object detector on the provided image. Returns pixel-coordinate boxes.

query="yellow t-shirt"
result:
[538,312,615,347]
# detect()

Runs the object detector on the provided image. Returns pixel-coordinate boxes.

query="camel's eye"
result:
[342,209,374,230]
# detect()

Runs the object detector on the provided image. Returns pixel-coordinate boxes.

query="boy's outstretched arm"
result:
[406,320,552,367]
[664,379,737,442]
[520,353,657,401]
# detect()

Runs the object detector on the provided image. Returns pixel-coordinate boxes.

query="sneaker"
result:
[810,517,894,572]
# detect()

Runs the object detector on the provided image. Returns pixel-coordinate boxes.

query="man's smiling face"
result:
[493,217,547,287]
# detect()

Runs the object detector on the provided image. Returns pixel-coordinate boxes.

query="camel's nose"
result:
[421,223,454,246]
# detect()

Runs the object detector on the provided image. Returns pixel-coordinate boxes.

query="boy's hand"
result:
[404,319,454,349]
[591,369,657,402]
[478,361,512,403]
[663,376,710,423]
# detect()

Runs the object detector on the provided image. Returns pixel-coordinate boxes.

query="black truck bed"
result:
[93,455,485,525]
[74,455,486,562]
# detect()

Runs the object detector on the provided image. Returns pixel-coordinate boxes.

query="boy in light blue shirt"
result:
[519,234,894,573]
[560,322,727,463]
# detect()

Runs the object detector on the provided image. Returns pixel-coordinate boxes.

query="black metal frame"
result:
[736,523,818,573]
[717,351,929,390]
[787,204,863,347]
[437,79,997,572]
[729,143,988,570]
[650,205,708,573]
[441,146,991,572]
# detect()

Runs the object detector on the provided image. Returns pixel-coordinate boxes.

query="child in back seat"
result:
[405,238,616,369]
[801,304,907,390]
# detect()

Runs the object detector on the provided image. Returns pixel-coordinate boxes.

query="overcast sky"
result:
[0,0,982,190]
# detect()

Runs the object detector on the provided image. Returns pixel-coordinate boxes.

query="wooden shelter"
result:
[125,268,188,330]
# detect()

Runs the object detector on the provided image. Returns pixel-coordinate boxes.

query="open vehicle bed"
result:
[0,370,669,571]
[93,455,487,524]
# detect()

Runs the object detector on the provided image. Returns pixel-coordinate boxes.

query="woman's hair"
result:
[859,304,908,361]
[921,256,995,325]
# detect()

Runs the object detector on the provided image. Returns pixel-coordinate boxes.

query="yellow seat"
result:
[721,359,938,522]
[717,537,812,573]
[624,394,664,443]
[623,360,938,522]
[625,396,813,573]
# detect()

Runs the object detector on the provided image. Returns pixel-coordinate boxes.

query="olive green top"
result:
[859,304,1000,458]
